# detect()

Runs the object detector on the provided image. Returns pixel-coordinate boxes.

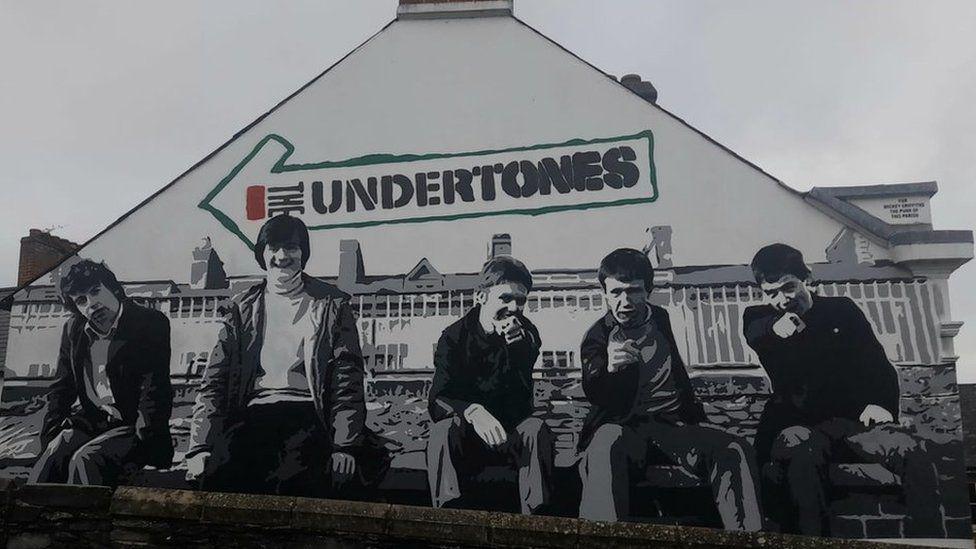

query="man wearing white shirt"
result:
[186,215,389,496]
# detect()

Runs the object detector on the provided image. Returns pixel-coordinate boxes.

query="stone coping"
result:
[0,480,926,548]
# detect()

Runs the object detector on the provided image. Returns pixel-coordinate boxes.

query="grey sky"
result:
[1,0,974,377]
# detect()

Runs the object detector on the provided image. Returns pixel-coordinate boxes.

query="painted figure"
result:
[743,243,943,537]
[426,256,554,514]
[185,215,387,496]
[577,249,762,530]
[30,260,174,486]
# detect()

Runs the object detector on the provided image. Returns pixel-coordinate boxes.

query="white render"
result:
[71,15,858,284]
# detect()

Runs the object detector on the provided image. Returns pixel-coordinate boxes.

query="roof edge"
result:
[509,15,805,201]
[810,181,938,200]
[398,0,512,19]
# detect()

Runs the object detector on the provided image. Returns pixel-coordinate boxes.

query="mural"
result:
[0,128,970,544]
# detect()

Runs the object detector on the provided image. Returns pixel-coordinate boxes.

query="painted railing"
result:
[352,279,943,371]
[665,280,942,368]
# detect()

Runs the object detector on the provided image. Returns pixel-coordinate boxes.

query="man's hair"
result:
[59,260,126,316]
[750,243,812,283]
[254,214,311,270]
[598,248,654,290]
[478,256,533,292]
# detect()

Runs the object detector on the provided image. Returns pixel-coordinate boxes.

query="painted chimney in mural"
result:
[643,226,673,269]
[339,239,366,291]
[397,0,513,18]
[17,229,79,286]
[488,234,512,259]
[189,237,228,290]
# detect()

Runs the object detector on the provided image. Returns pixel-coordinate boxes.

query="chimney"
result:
[18,229,80,286]
[338,239,366,291]
[643,225,673,269]
[619,74,658,104]
[488,234,512,259]
[398,0,513,19]
[190,237,229,290]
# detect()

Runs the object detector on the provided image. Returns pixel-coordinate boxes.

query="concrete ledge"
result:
[577,519,681,548]
[0,483,936,548]
[292,496,392,535]
[488,512,578,548]
[201,491,296,526]
[111,486,205,520]
[387,503,491,545]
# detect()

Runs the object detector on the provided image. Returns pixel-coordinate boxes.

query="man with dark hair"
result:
[30,260,173,486]
[578,248,762,529]
[426,256,554,514]
[186,214,388,496]
[743,243,942,536]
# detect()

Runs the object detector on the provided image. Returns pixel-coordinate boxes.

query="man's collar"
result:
[85,301,124,340]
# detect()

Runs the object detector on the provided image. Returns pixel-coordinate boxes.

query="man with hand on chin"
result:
[743,243,943,537]
[577,249,762,529]
[426,256,554,514]
[186,214,385,496]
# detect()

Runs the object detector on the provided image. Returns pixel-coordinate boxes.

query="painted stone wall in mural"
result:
[0,130,969,543]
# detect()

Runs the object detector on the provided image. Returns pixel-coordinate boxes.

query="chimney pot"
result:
[620,73,658,104]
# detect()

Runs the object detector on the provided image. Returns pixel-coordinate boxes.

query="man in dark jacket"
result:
[578,249,761,529]
[426,256,554,514]
[185,215,388,496]
[29,260,173,486]
[743,243,942,537]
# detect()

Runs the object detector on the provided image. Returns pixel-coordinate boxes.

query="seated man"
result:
[30,260,174,486]
[426,256,554,514]
[578,248,762,530]
[743,243,943,537]
[185,215,387,496]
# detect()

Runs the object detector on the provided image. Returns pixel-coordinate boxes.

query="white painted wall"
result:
[69,15,858,284]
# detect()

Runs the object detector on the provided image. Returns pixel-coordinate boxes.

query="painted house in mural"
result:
[1,0,972,543]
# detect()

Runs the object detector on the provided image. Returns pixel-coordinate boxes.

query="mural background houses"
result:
[1,224,969,537]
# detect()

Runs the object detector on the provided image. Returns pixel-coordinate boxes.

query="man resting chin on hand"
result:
[425,256,554,515]
[743,243,943,538]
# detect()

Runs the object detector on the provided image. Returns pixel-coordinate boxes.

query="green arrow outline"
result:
[199,130,658,249]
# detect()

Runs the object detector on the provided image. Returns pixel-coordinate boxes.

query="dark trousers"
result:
[578,420,763,530]
[426,416,554,514]
[29,425,141,486]
[764,417,944,537]
[204,401,342,497]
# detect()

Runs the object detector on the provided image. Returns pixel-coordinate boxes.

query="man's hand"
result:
[772,313,804,338]
[608,340,640,373]
[859,404,894,427]
[184,451,211,485]
[496,316,525,344]
[464,403,507,448]
[331,452,357,486]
